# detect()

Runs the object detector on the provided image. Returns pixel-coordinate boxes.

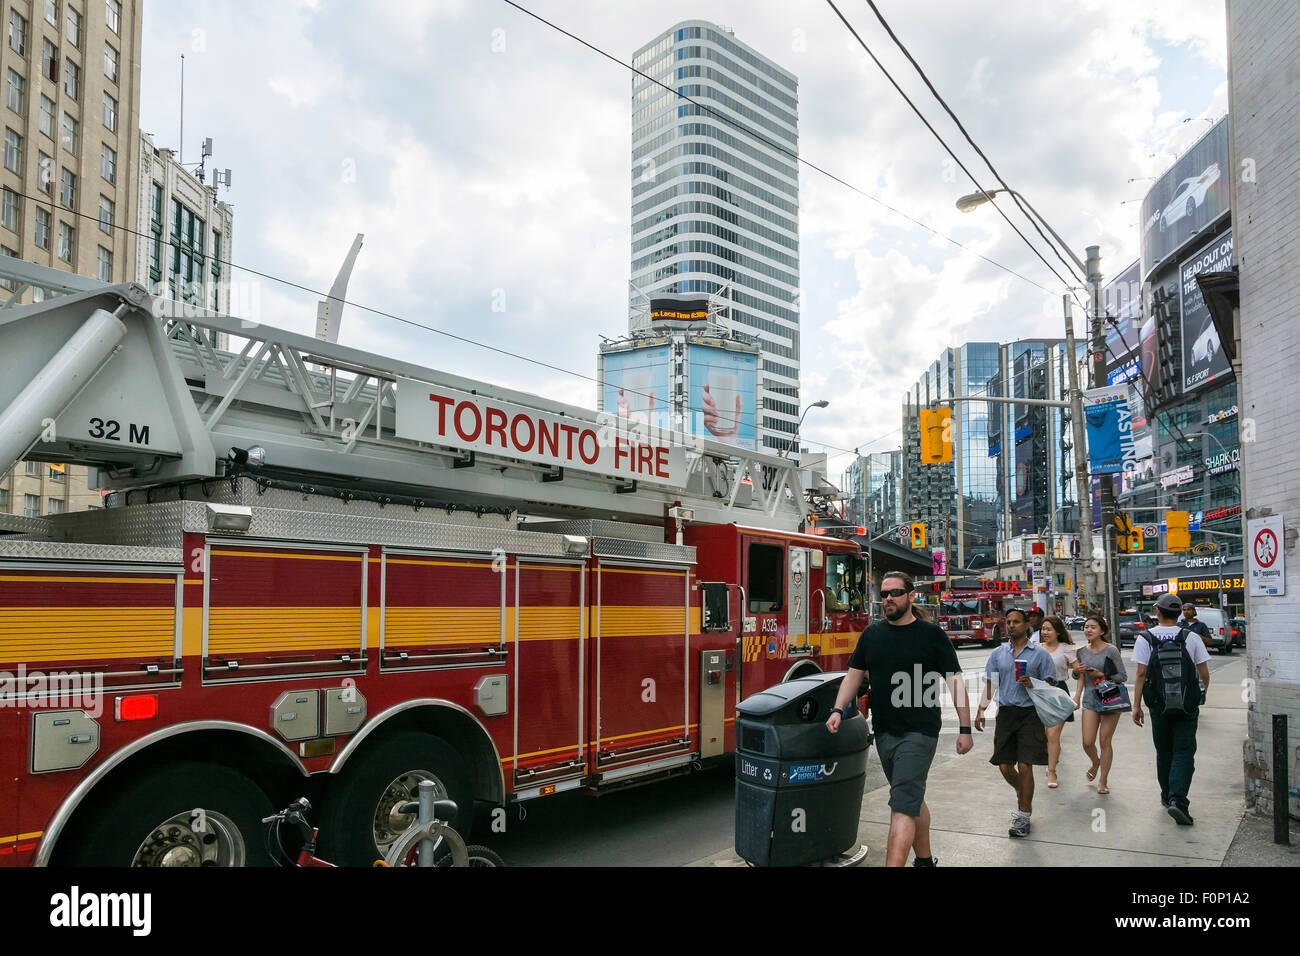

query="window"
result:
[5,69,22,115]
[39,94,53,136]
[65,4,80,48]
[48,465,64,481]
[0,489,7,510]
[60,112,76,154]
[63,57,78,100]
[35,206,50,249]
[747,542,784,613]
[25,459,40,475]
[42,38,56,83]
[212,231,221,278]
[97,194,112,233]
[0,243,15,289]
[56,220,72,261]
[1,188,18,232]
[169,198,206,303]
[100,142,114,183]
[48,497,64,514]
[101,90,115,131]
[149,182,162,227]
[106,0,120,33]
[104,42,117,83]
[8,9,26,55]
[59,167,75,207]
[24,493,38,517]
[96,244,110,281]
[44,1,57,28]
[4,127,21,174]
[37,151,52,193]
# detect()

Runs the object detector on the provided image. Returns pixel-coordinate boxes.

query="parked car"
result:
[1065,616,1086,632]
[1191,607,1234,654]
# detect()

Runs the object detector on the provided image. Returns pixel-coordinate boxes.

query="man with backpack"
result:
[1132,592,1212,825]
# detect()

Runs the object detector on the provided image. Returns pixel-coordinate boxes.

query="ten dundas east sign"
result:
[395,378,687,488]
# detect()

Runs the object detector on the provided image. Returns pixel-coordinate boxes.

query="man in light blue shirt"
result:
[975,607,1056,837]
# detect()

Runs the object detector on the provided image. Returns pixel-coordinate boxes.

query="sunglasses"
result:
[881,587,911,598]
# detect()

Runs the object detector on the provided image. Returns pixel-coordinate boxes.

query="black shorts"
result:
[876,730,939,817]
[990,705,1049,766]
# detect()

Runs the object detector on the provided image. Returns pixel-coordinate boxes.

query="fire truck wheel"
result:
[60,762,274,867]
[323,731,471,867]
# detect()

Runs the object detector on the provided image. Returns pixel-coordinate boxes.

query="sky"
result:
[138,0,1229,482]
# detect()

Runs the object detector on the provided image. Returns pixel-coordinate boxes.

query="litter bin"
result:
[735,671,872,866]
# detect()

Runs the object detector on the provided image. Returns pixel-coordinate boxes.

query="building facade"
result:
[842,450,902,532]
[1226,0,1298,818]
[134,129,234,320]
[0,0,142,518]
[629,21,800,453]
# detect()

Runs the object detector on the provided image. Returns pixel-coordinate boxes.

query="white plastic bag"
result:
[1027,678,1074,727]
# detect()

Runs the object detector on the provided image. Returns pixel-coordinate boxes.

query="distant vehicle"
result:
[1193,607,1233,654]
[1117,610,1149,648]
[1065,616,1086,631]
[1159,162,1221,232]
[1231,617,1246,646]
[1191,317,1221,365]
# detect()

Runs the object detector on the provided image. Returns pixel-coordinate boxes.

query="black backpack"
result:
[1143,629,1202,719]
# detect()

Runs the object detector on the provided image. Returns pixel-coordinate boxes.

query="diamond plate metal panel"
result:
[48,501,186,547]
[592,537,695,564]
[0,514,50,535]
[530,519,662,542]
[109,477,512,528]
[0,540,183,565]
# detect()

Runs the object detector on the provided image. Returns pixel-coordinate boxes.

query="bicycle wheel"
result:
[435,843,505,867]
[382,820,467,868]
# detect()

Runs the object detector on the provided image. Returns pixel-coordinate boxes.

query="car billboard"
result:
[1179,229,1234,394]
[686,344,757,449]
[1102,261,1143,361]
[601,346,672,435]
[1140,116,1230,279]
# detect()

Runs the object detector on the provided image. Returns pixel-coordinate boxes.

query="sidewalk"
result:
[694,657,1298,867]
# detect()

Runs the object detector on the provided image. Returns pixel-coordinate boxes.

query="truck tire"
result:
[322,731,471,867]
[59,762,274,867]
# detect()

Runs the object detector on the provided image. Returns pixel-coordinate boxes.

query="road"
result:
[477,636,1243,866]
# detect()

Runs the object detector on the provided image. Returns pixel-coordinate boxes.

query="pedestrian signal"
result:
[1166,511,1190,552]
[919,408,953,464]
[910,522,926,549]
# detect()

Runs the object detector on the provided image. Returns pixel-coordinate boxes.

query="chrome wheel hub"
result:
[132,809,245,867]
[373,770,448,855]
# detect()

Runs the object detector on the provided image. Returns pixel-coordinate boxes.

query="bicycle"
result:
[262,796,504,868]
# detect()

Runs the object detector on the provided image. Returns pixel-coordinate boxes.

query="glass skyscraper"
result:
[629,22,800,453]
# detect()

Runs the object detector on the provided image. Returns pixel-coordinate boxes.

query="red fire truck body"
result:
[0,273,871,866]
[933,580,1023,646]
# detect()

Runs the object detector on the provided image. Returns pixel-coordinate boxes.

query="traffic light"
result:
[1129,526,1144,552]
[919,408,953,464]
[910,522,926,549]
[1115,514,1135,553]
[1166,510,1190,552]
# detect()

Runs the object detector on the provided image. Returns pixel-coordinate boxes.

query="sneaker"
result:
[1167,803,1194,826]
[1008,813,1031,838]
[912,855,938,867]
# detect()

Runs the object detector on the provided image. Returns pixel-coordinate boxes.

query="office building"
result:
[842,450,902,534]
[0,0,141,519]
[629,21,800,453]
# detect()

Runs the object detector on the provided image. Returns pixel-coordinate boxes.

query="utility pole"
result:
[1086,245,1119,631]
[944,516,952,593]
[1064,297,1096,617]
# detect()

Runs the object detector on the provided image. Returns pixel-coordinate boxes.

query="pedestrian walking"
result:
[975,607,1054,837]
[1133,592,1212,825]
[1180,603,1212,651]
[1026,606,1044,645]
[1037,615,1081,789]
[827,571,973,867]
[1071,615,1126,795]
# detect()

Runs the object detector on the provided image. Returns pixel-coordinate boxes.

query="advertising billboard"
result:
[1140,117,1230,279]
[1179,229,1234,394]
[601,346,672,435]
[686,344,757,449]
[1102,261,1143,361]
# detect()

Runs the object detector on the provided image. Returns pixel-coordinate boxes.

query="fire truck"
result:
[0,262,871,866]
[931,579,1023,647]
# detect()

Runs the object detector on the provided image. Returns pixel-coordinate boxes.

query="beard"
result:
[884,602,908,621]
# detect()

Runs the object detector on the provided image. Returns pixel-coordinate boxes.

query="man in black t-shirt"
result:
[827,572,974,867]
[1180,604,1212,649]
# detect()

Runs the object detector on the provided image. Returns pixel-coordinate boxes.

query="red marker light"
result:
[115,694,159,721]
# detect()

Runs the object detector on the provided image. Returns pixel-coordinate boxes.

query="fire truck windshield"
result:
[942,599,982,615]
[826,554,864,613]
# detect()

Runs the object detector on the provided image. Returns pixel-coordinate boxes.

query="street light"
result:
[956,187,1115,630]
[783,399,829,458]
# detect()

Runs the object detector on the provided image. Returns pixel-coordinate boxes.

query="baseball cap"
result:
[1026,606,1044,616]
[1155,593,1183,613]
